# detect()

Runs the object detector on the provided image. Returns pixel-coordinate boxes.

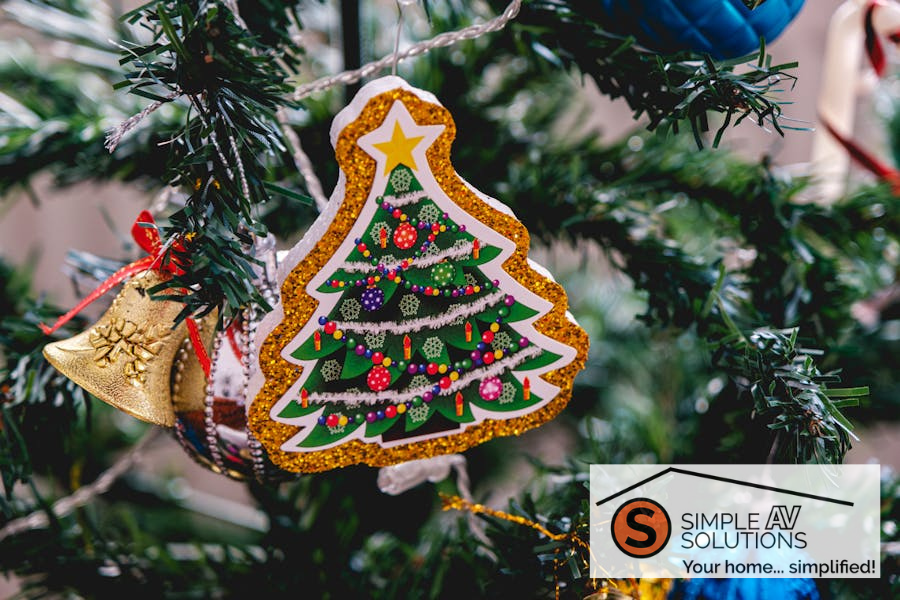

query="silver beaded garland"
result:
[170,238,291,483]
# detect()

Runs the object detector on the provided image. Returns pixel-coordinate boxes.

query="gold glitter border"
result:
[250,87,590,473]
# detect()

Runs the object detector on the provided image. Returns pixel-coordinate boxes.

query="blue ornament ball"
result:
[598,0,805,59]
[360,287,385,312]
[671,577,819,599]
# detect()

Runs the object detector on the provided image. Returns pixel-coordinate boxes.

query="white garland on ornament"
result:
[340,241,475,273]
[302,344,540,406]
[380,190,429,207]
[331,289,504,334]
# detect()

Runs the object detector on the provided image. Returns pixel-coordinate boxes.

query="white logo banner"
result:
[589,464,880,578]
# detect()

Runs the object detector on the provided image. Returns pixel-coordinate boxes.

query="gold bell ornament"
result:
[45,270,194,426]
[41,211,212,427]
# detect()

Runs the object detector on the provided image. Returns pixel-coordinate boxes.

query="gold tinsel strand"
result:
[440,494,671,600]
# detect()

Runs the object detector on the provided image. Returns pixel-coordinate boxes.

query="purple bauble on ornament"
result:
[360,287,385,311]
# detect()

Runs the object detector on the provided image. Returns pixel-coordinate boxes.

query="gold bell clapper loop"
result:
[40,211,212,427]
[44,271,188,427]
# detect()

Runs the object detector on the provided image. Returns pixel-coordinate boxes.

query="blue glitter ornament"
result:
[598,0,805,59]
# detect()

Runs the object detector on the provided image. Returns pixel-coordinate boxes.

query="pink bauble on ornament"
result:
[478,376,502,401]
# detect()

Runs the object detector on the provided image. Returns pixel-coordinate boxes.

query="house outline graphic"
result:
[594,467,853,507]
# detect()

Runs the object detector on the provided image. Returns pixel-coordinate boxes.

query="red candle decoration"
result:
[472,238,480,259]
[380,226,388,249]
[455,391,464,416]
[465,321,472,342]
[403,334,411,360]
[313,330,321,351]
[523,377,531,401]
[300,388,309,409]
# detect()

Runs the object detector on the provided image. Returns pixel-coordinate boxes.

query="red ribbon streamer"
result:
[822,118,900,189]
[40,211,211,377]
[865,1,887,76]
[823,1,900,192]
[37,255,156,337]
[185,318,211,377]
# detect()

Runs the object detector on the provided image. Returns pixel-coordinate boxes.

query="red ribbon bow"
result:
[40,211,211,377]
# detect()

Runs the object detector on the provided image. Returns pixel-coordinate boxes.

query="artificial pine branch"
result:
[496,131,882,464]
[0,1,178,193]
[512,0,799,147]
[4,0,804,322]
[0,2,896,596]
[114,0,300,319]
[0,260,88,519]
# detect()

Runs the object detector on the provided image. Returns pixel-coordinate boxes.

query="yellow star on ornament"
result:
[372,122,425,175]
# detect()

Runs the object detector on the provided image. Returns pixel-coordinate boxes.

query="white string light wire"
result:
[292,0,522,101]
[277,107,330,211]
[106,1,522,158]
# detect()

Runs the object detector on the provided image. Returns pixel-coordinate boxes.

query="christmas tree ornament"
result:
[250,77,589,473]
[43,270,189,427]
[598,0,805,59]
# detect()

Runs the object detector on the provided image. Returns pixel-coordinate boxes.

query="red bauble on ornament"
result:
[367,365,392,391]
[393,222,418,250]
